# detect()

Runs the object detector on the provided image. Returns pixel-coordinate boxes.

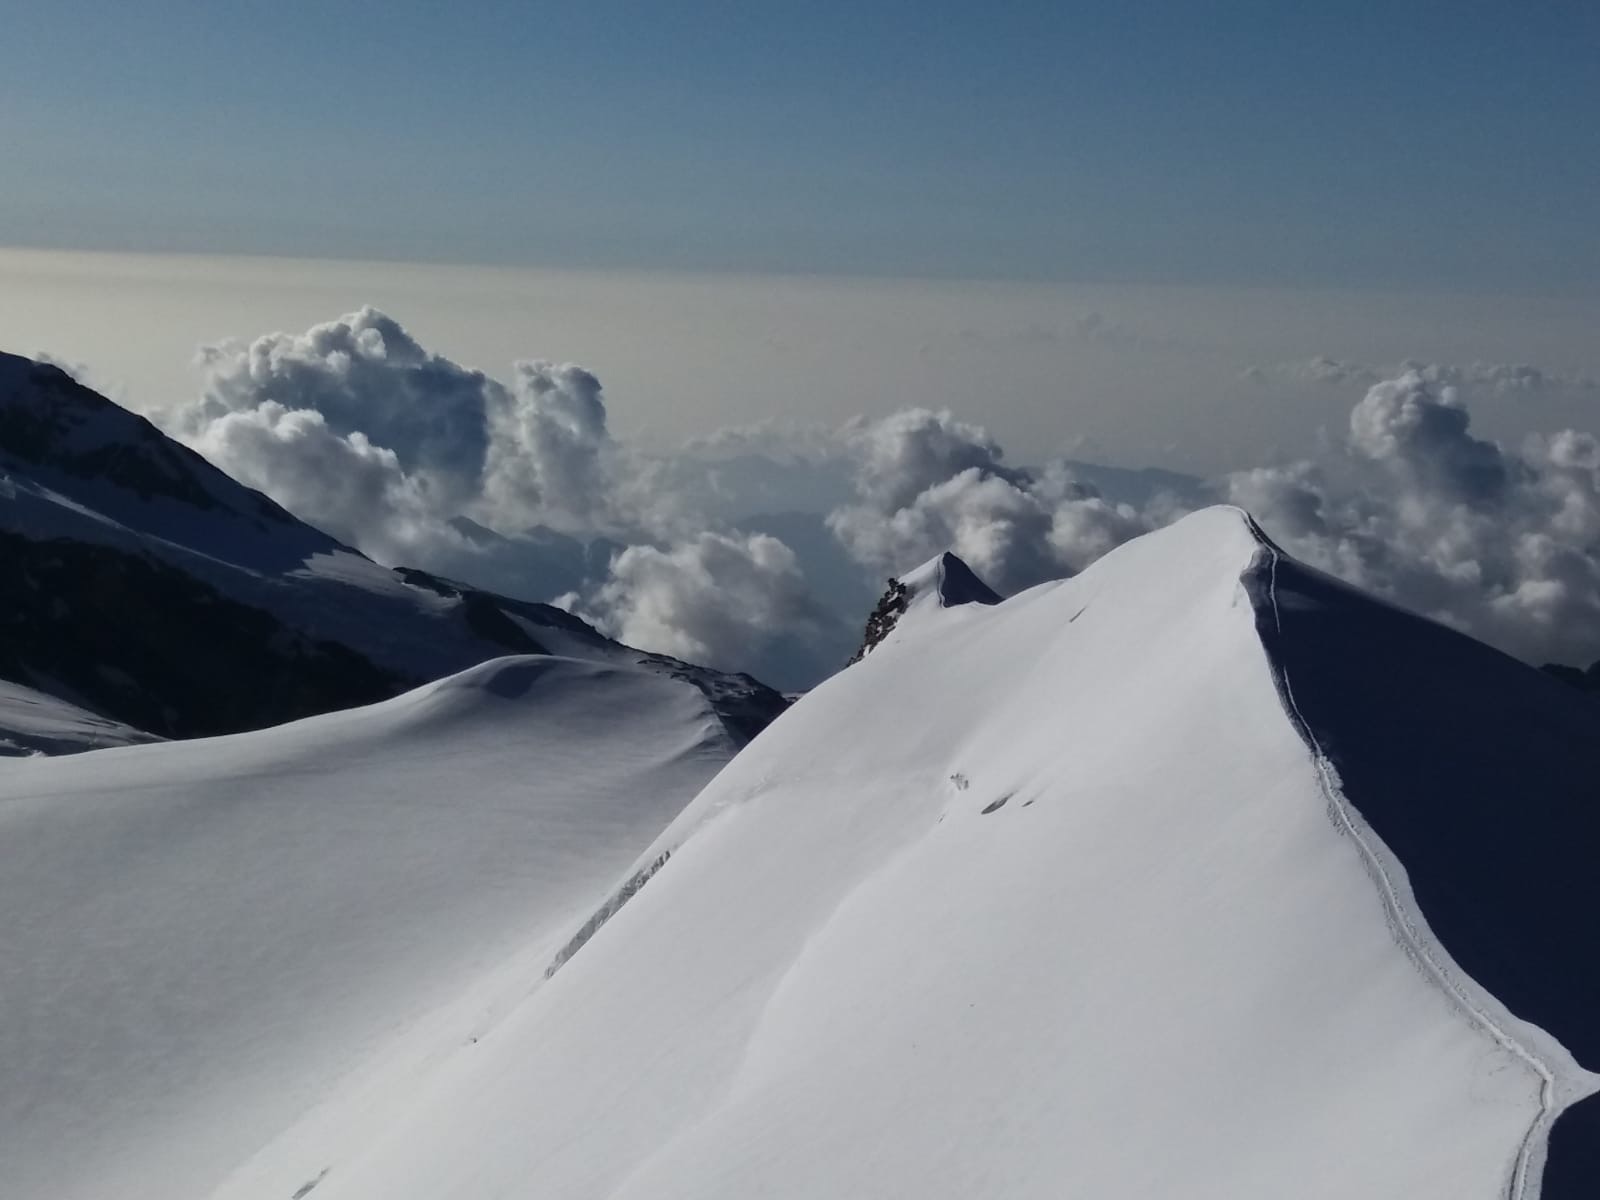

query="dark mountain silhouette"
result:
[0,352,785,744]
[1543,659,1600,694]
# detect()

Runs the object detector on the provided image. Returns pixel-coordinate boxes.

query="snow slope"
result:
[226,506,1598,1200]
[0,655,737,1200]
[0,678,158,756]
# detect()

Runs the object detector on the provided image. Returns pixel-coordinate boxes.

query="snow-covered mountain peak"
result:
[264,502,1598,1200]
[849,549,1002,663]
[8,410,1600,1200]
[899,549,1004,611]
[0,351,323,558]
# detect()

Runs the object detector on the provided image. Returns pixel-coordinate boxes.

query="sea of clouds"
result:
[165,307,1600,689]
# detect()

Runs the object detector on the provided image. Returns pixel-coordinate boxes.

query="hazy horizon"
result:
[7,244,1597,477]
[6,241,1600,686]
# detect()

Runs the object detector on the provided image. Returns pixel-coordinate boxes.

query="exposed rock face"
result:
[849,578,912,664]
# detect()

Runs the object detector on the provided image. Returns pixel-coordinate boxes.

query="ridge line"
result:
[1243,517,1558,1200]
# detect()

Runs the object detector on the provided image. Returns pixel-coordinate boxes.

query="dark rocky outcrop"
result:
[848,552,1002,665]
[849,578,912,664]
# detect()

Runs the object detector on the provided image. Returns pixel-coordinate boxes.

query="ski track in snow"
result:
[1246,516,1558,1200]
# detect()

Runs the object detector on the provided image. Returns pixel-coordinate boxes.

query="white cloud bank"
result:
[1228,370,1600,667]
[182,308,635,562]
[575,532,836,684]
[825,408,1153,595]
[168,309,1600,685]
[174,308,842,687]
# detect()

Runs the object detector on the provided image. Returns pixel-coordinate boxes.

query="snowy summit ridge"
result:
[49,504,1572,1200]
[851,549,1001,662]
[900,549,1004,611]
[5,365,1599,1200]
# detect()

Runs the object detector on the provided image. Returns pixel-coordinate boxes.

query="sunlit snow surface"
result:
[4,508,1596,1199]
[238,510,1597,1199]
[0,657,735,1200]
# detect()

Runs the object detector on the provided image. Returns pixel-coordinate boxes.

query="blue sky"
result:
[2,1,1597,290]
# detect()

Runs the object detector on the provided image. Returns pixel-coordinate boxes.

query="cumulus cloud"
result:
[167,307,1600,685]
[178,307,647,561]
[1228,370,1600,666]
[480,360,615,531]
[842,408,1027,511]
[574,532,843,689]
[825,408,1156,594]
[186,401,452,562]
[1347,373,1513,501]
[819,380,1600,671]
[175,310,1163,617]
[173,307,839,682]
[192,308,495,515]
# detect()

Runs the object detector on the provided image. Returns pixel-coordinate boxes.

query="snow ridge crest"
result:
[849,550,1001,664]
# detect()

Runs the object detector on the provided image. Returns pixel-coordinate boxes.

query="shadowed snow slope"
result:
[1242,518,1600,1197]
[0,656,736,1200]
[0,679,159,756]
[249,506,1598,1200]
